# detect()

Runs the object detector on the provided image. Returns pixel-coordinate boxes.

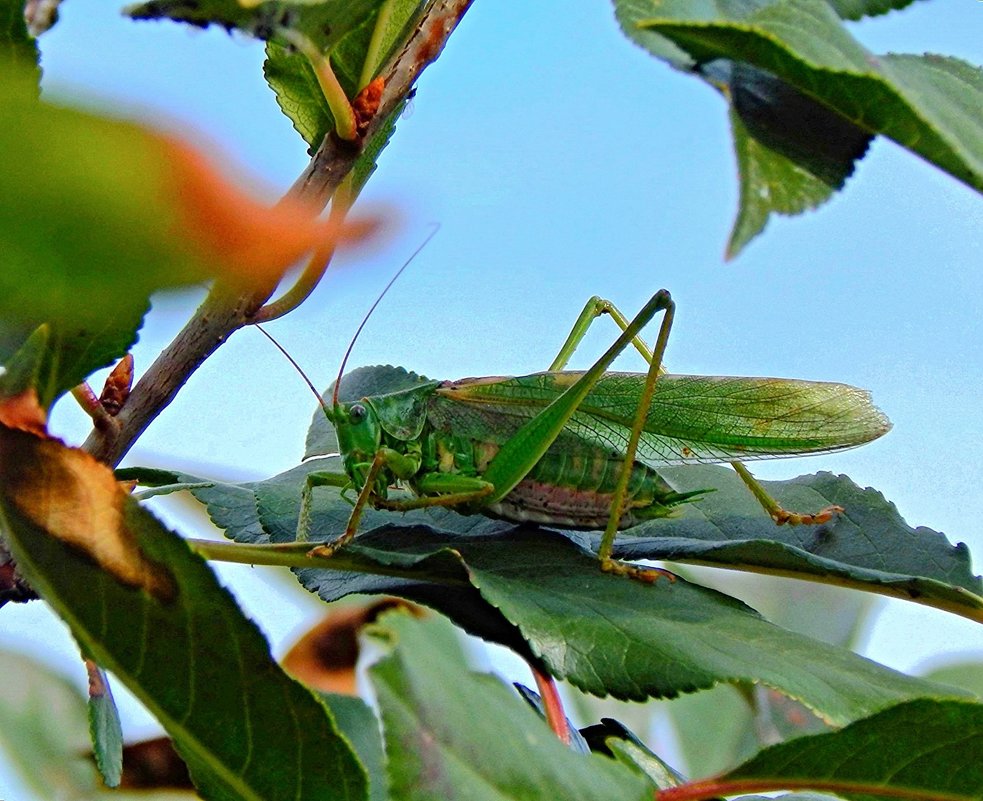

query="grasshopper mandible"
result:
[286,287,891,582]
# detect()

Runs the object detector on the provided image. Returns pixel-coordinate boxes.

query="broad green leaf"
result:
[0,427,368,801]
[369,612,653,801]
[617,465,983,617]
[184,454,981,621]
[86,661,124,788]
[264,41,333,152]
[172,460,960,722]
[0,89,368,400]
[719,699,983,801]
[1,0,41,95]
[615,0,983,254]
[724,69,871,256]
[659,573,871,775]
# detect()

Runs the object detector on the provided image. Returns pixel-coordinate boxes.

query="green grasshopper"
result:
[286,287,890,581]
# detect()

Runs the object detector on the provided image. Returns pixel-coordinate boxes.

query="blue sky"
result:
[3,0,983,794]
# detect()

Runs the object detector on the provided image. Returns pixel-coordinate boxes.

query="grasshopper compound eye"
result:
[348,403,367,423]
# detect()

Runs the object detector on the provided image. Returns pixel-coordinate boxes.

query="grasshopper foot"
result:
[600,558,677,584]
[307,540,345,559]
[771,504,844,527]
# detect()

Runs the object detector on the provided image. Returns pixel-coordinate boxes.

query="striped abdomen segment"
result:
[484,447,700,530]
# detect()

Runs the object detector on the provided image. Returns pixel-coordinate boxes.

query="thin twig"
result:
[81,0,475,468]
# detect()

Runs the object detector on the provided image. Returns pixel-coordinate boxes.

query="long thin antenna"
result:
[255,324,327,411]
[332,223,440,406]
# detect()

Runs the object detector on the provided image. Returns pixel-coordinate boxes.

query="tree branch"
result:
[82,0,475,468]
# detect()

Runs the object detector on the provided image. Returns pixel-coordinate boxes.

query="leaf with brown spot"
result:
[283,598,420,695]
[157,134,381,282]
[0,426,175,601]
[0,430,368,799]
[0,86,383,403]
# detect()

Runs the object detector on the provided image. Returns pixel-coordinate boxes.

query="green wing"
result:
[433,371,891,467]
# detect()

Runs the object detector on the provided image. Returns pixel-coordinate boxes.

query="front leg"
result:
[306,447,421,558]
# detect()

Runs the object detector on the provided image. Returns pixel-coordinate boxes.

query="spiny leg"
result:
[549,295,676,581]
[557,298,841,531]
[731,462,843,526]
[596,293,678,582]
[549,296,660,371]
[376,474,495,512]
[308,452,388,558]
[296,470,350,544]
[481,292,679,507]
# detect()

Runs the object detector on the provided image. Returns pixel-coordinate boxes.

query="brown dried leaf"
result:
[0,426,175,601]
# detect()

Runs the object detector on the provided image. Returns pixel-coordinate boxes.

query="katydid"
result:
[285,290,890,581]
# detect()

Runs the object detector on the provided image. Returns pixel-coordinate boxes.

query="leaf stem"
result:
[185,538,470,585]
[531,665,571,745]
[279,29,358,142]
[654,556,983,625]
[359,0,395,90]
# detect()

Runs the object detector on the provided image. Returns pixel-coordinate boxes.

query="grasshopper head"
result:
[330,399,382,469]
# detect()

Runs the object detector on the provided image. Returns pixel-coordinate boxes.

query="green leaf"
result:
[0,325,49,401]
[175,460,961,723]
[0,428,368,801]
[724,66,871,256]
[658,573,871,775]
[183,457,982,622]
[263,1,417,157]
[617,465,983,616]
[720,699,983,801]
[921,662,983,700]
[265,41,334,153]
[615,0,983,255]
[826,0,921,21]
[0,89,351,400]
[0,649,100,798]
[321,694,389,801]
[1,0,41,96]
[126,0,380,51]
[87,662,124,788]
[369,612,653,801]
